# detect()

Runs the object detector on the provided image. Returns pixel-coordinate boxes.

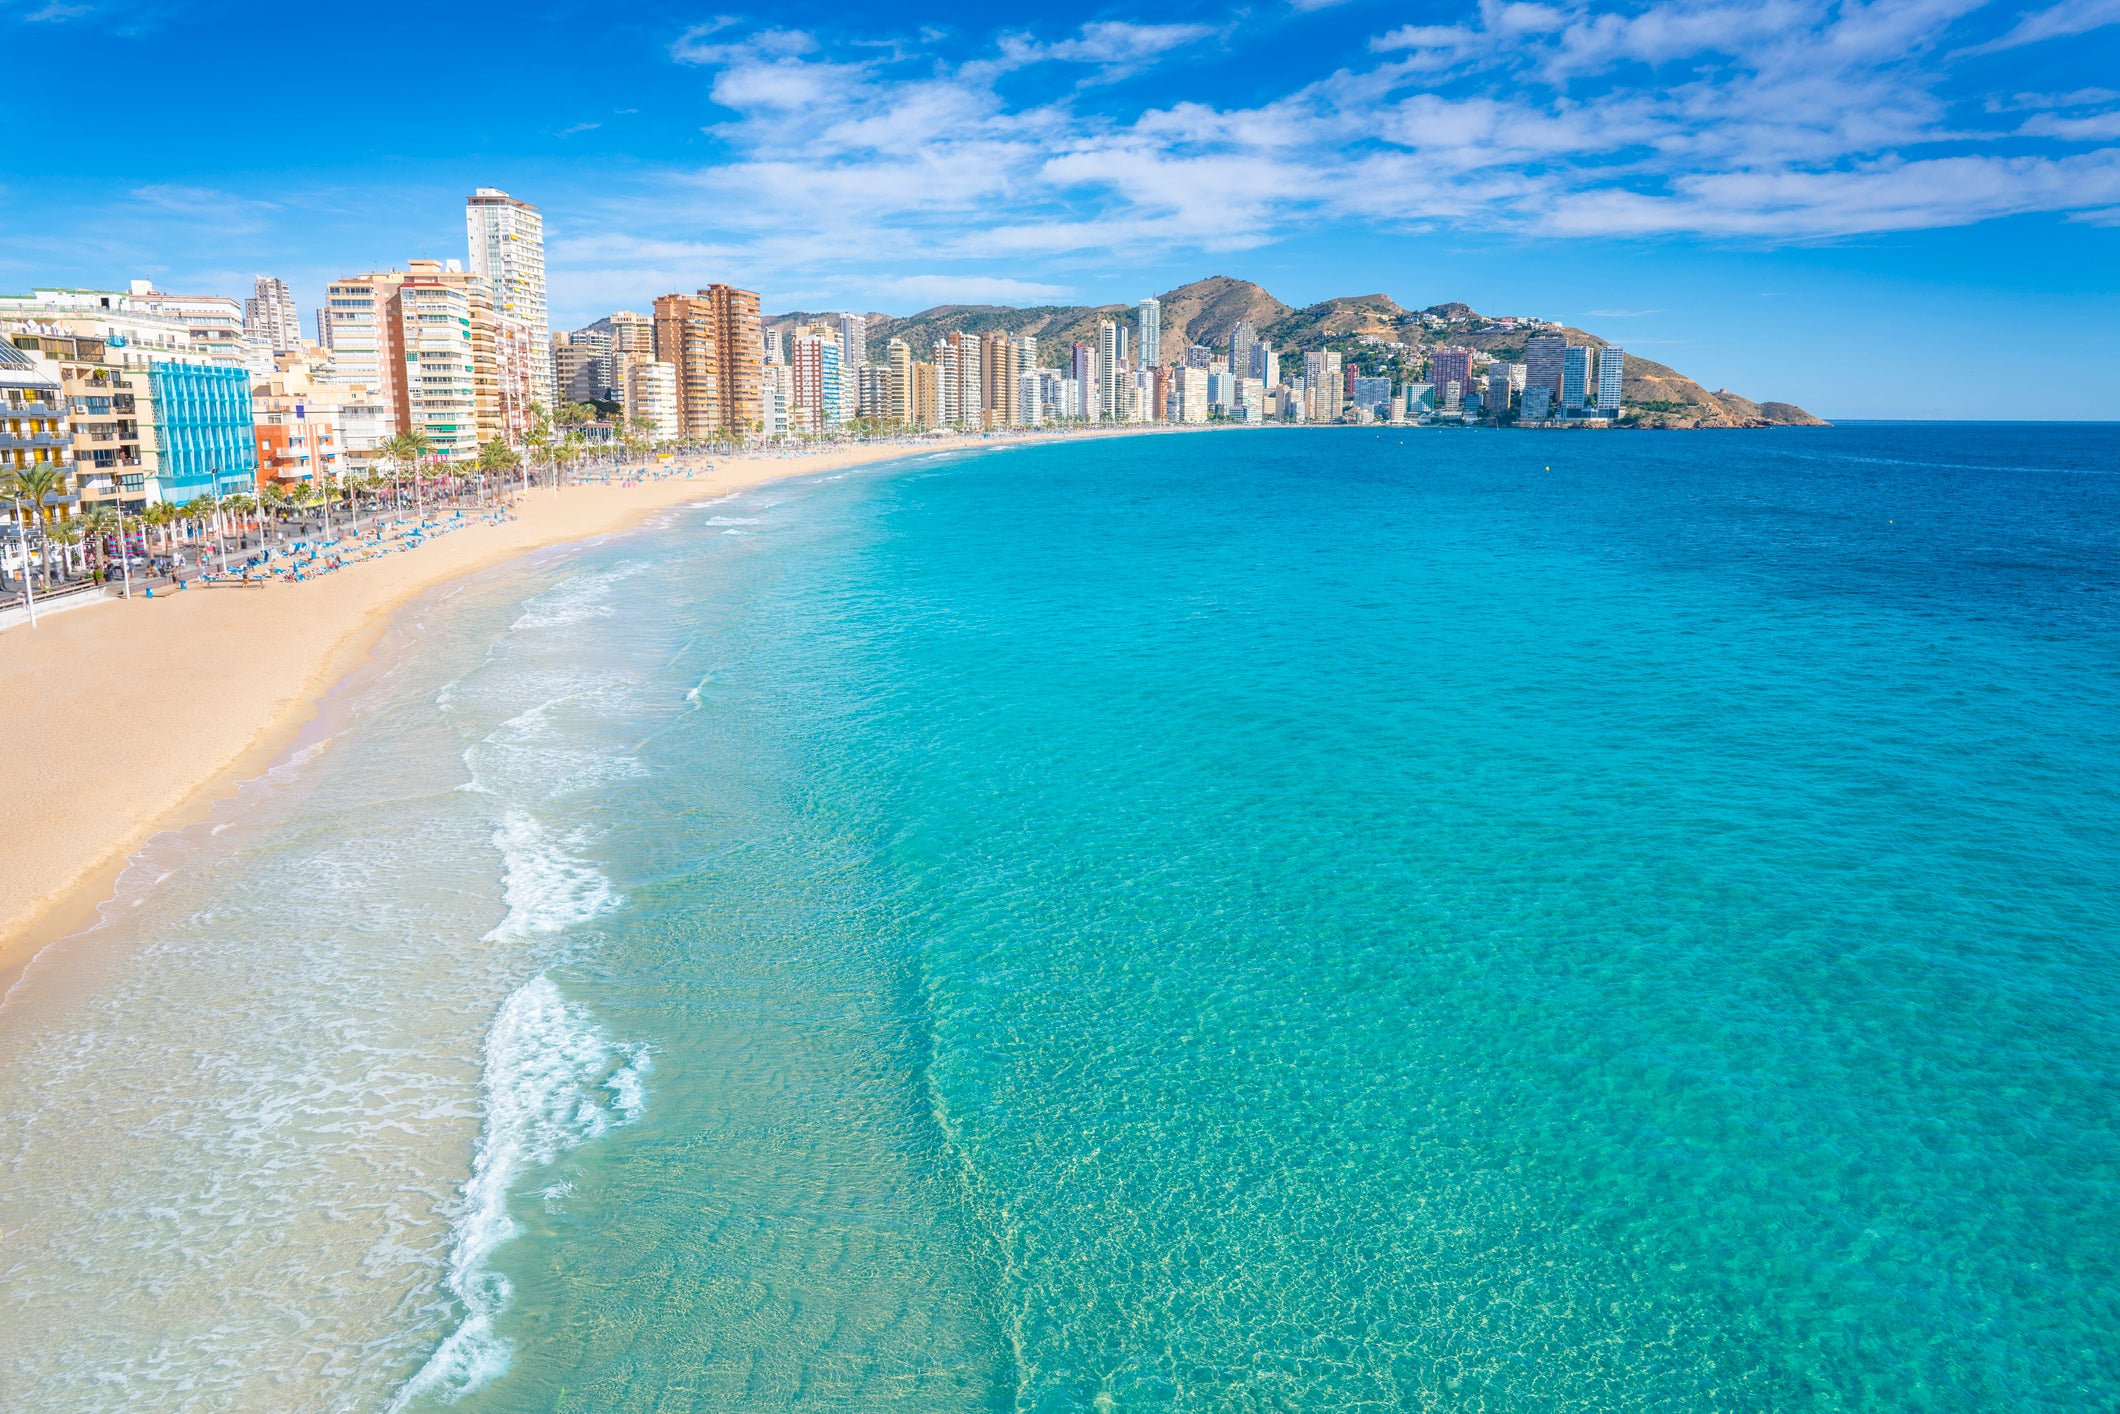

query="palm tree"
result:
[381,431,432,516]
[475,439,520,506]
[44,517,82,583]
[6,465,65,591]
[80,506,119,582]
[141,500,171,554]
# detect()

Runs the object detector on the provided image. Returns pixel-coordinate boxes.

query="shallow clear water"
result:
[3,426,2117,1411]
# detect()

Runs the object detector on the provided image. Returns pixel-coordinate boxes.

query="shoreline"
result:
[0,427,1191,990]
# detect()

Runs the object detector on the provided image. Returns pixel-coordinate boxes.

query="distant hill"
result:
[765,279,1824,426]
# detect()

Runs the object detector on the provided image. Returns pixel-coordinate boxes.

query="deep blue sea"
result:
[2,424,2116,1412]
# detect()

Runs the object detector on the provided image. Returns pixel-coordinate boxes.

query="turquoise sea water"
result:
[2,425,2117,1411]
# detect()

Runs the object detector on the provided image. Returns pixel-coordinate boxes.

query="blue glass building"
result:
[150,361,256,504]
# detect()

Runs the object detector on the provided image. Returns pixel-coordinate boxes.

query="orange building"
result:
[251,354,343,489]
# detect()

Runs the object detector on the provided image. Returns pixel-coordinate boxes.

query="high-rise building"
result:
[243,276,302,354]
[887,338,913,426]
[393,264,484,464]
[935,339,961,427]
[762,326,784,366]
[789,325,843,432]
[1137,298,1161,366]
[465,188,552,404]
[325,258,533,456]
[654,293,716,436]
[625,361,679,440]
[857,364,892,421]
[1186,343,1212,371]
[1524,334,1566,405]
[1521,384,1553,421]
[1252,340,1279,388]
[912,358,940,429]
[1178,367,1210,423]
[938,331,982,429]
[980,332,1014,427]
[552,328,611,403]
[317,271,402,476]
[765,363,793,436]
[1072,342,1096,421]
[566,309,655,404]
[1096,320,1119,421]
[1562,344,1593,414]
[1487,367,1515,418]
[708,285,764,435]
[1595,345,1624,415]
[1230,321,1257,381]
[1430,348,1475,404]
[977,332,1037,427]
[1303,351,1343,422]
[838,313,867,371]
[1351,375,1393,417]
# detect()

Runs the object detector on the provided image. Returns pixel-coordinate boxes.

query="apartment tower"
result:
[465,188,552,404]
[243,276,302,354]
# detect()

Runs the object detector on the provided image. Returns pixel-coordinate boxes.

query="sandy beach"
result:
[0,432,1135,981]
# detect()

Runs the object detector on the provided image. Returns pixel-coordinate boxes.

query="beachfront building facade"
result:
[394,268,483,465]
[251,354,343,490]
[0,289,259,509]
[1178,366,1210,423]
[625,361,679,440]
[149,360,256,502]
[465,188,552,404]
[0,341,70,480]
[651,284,763,438]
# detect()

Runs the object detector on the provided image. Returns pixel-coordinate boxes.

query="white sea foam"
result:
[457,680,646,801]
[705,516,760,526]
[508,563,645,633]
[391,975,649,1409]
[483,812,621,942]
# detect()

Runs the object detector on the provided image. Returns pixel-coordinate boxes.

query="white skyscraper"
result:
[1595,346,1624,415]
[1137,298,1161,367]
[1097,319,1120,420]
[838,312,867,369]
[466,187,552,404]
[243,276,302,353]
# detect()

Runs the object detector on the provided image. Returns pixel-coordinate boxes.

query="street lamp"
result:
[4,497,42,628]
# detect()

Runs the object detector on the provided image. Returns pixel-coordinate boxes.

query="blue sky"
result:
[3,0,2117,417]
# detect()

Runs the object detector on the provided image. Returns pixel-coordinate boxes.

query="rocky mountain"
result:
[766,278,1824,427]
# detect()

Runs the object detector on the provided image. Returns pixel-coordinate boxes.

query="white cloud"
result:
[1959,0,2120,52]
[540,5,2120,314]
[2020,108,2120,138]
